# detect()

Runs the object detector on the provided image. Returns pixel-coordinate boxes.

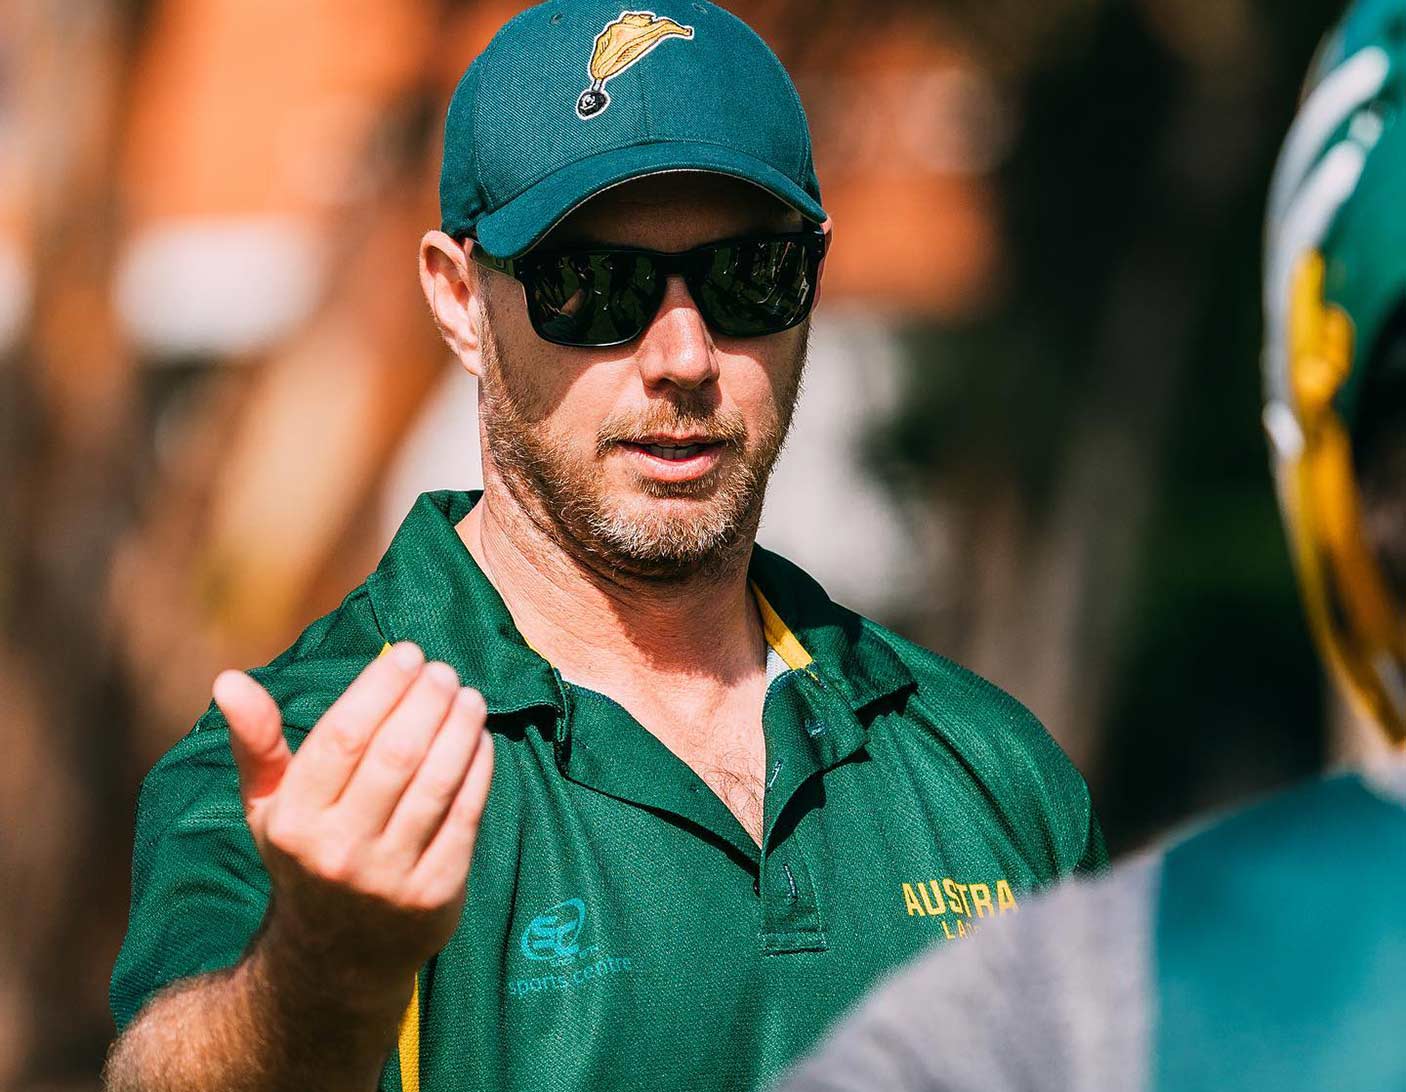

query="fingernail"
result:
[456,686,485,712]
[392,642,424,670]
[211,670,243,702]
[426,661,459,688]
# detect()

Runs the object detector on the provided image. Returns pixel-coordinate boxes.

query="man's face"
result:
[475,174,810,581]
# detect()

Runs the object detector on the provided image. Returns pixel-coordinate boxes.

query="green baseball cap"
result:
[439,0,827,259]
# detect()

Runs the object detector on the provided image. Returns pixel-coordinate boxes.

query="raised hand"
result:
[213,642,494,999]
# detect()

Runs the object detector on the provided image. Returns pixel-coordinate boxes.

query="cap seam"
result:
[471,41,493,207]
[470,1,553,210]
[710,6,813,187]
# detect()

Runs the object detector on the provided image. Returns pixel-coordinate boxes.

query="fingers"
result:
[334,661,462,835]
[408,728,495,906]
[282,642,426,808]
[380,687,487,861]
[216,670,292,810]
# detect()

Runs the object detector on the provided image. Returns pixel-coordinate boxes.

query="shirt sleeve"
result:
[109,725,287,1031]
[1078,808,1110,873]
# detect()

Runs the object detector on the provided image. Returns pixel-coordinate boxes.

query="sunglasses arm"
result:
[813,217,834,311]
[467,240,520,280]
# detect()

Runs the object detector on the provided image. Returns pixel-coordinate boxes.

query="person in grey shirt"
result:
[781,0,1406,1087]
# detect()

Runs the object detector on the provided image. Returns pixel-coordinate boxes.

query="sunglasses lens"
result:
[507,233,823,348]
[694,237,818,337]
[527,252,658,347]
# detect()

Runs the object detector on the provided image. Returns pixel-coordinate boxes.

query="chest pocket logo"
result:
[509,897,636,1000]
[521,898,592,964]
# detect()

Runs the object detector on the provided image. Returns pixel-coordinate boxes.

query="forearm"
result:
[103,929,409,1092]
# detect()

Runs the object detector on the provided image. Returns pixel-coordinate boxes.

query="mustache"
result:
[596,403,747,454]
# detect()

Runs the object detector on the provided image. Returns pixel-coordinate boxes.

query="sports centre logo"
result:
[509,897,637,1000]
[520,897,596,965]
[577,11,695,119]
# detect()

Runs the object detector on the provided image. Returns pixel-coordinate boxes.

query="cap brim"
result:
[472,141,826,259]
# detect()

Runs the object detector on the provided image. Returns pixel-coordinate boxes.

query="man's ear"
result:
[419,230,487,378]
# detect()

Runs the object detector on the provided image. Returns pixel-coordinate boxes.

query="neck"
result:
[457,480,768,692]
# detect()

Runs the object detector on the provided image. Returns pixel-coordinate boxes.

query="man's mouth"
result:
[615,436,728,481]
[631,442,712,461]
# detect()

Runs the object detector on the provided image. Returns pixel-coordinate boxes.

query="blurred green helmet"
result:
[1264,0,1406,742]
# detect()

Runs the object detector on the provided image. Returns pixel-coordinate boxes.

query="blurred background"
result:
[0,0,1361,1086]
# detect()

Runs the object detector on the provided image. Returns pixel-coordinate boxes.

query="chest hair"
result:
[637,706,768,846]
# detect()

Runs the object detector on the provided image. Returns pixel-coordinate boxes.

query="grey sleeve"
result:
[776,854,1162,1092]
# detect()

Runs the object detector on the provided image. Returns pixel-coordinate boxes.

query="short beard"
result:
[478,310,806,583]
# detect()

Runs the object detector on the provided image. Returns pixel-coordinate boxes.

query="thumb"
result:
[214,670,292,810]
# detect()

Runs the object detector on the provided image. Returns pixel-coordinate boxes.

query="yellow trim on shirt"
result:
[751,582,813,671]
[398,974,421,1092]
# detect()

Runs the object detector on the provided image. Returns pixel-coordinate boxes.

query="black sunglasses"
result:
[470,228,830,348]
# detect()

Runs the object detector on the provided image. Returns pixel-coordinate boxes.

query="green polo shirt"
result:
[111,490,1104,1091]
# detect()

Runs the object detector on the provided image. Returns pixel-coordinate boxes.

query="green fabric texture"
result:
[111,490,1103,1091]
[1156,772,1406,1091]
[438,0,826,257]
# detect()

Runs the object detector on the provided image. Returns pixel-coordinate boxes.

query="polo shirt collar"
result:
[367,490,564,717]
[366,490,917,720]
[747,545,916,715]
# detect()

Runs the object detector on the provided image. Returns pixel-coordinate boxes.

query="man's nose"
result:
[633,276,720,391]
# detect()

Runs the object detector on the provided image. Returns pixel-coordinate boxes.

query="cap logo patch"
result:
[577,11,695,119]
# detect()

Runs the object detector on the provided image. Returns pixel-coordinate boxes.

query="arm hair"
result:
[102,932,408,1092]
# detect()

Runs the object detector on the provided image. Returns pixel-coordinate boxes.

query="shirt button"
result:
[752,876,761,896]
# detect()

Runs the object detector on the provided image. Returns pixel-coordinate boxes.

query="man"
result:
[781,2,1406,1089]
[103,3,1103,1090]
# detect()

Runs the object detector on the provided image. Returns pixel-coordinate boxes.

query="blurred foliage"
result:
[872,0,1345,850]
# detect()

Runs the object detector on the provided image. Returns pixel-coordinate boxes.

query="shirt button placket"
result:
[756,669,830,952]
[760,846,824,952]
